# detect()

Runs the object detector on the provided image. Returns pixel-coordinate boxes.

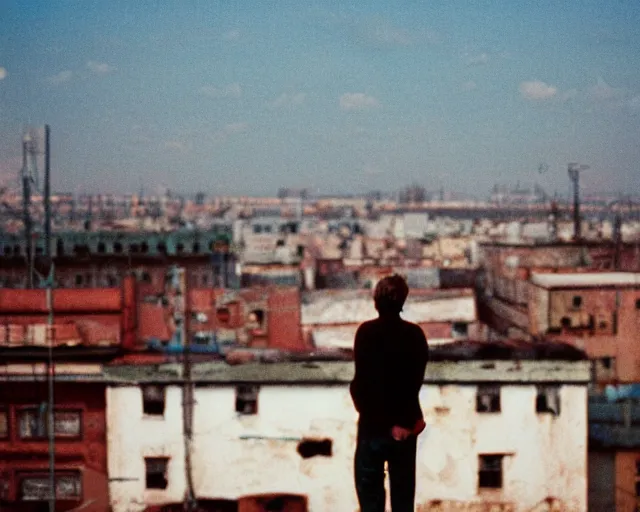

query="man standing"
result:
[350,274,429,512]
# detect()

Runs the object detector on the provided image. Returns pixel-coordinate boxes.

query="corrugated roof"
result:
[531,272,640,289]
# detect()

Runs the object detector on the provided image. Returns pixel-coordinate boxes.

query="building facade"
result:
[0,367,109,512]
[527,273,640,384]
[106,348,589,512]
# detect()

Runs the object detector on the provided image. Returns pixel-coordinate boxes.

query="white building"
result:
[106,351,589,512]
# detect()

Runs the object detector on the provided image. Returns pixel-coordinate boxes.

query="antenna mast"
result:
[568,163,589,242]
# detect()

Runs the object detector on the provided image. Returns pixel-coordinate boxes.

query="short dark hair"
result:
[373,274,409,314]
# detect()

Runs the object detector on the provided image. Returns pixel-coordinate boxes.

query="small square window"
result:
[635,299,640,310]
[476,385,501,413]
[535,385,561,415]
[145,457,169,490]
[236,385,259,415]
[451,322,468,338]
[572,295,582,308]
[478,454,504,489]
[142,385,166,416]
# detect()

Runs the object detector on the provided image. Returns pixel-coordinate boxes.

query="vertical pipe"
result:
[47,269,56,512]
[44,125,51,258]
[23,172,33,288]
[181,267,196,510]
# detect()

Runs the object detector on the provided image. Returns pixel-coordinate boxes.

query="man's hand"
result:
[412,418,426,436]
[391,419,427,441]
[391,425,413,441]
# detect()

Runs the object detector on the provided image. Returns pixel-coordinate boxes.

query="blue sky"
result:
[1,0,639,197]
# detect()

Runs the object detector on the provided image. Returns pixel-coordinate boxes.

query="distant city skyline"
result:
[1,1,639,197]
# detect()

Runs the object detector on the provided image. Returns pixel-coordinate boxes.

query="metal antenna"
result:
[568,163,589,241]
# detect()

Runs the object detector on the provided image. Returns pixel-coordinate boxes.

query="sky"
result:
[1,0,640,198]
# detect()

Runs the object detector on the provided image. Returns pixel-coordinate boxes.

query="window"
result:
[478,454,504,489]
[20,472,82,501]
[297,438,333,459]
[572,295,582,308]
[476,385,501,413]
[142,385,166,416]
[145,457,169,490]
[248,309,265,329]
[636,299,640,310]
[236,385,259,415]
[75,274,83,286]
[18,408,82,439]
[536,386,561,415]
[451,322,468,338]
[216,307,231,325]
[0,409,7,438]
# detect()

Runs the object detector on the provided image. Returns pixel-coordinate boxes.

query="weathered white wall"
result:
[107,383,587,512]
[107,386,186,512]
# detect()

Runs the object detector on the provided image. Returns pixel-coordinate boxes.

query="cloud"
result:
[164,140,191,152]
[314,11,423,49]
[461,80,477,91]
[519,80,557,100]
[0,67,6,80]
[586,77,624,101]
[224,122,248,134]
[362,164,384,176]
[466,53,489,66]
[630,96,640,110]
[48,70,73,84]
[200,83,242,99]
[87,60,115,74]
[222,30,240,41]
[340,92,380,111]
[363,20,413,47]
[268,92,306,109]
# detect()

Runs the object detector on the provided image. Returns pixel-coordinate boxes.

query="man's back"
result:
[350,314,429,437]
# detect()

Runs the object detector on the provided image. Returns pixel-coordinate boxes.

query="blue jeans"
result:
[354,434,417,512]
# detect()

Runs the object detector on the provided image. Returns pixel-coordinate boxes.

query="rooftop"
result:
[0,340,589,384]
[301,288,476,325]
[531,272,640,289]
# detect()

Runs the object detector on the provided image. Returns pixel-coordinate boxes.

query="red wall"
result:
[0,382,108,512]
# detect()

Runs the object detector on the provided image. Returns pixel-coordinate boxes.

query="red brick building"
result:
[0,375,108,512]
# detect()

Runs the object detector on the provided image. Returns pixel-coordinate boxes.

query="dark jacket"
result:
[349,313,429,437]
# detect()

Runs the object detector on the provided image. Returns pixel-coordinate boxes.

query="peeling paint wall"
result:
[107,383,587,512]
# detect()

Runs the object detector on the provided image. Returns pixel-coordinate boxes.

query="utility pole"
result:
[568,163,589,242]
[46,263,56,512]
[176,266,197,511]
[22,132,37,288]
[44,125,51,258]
